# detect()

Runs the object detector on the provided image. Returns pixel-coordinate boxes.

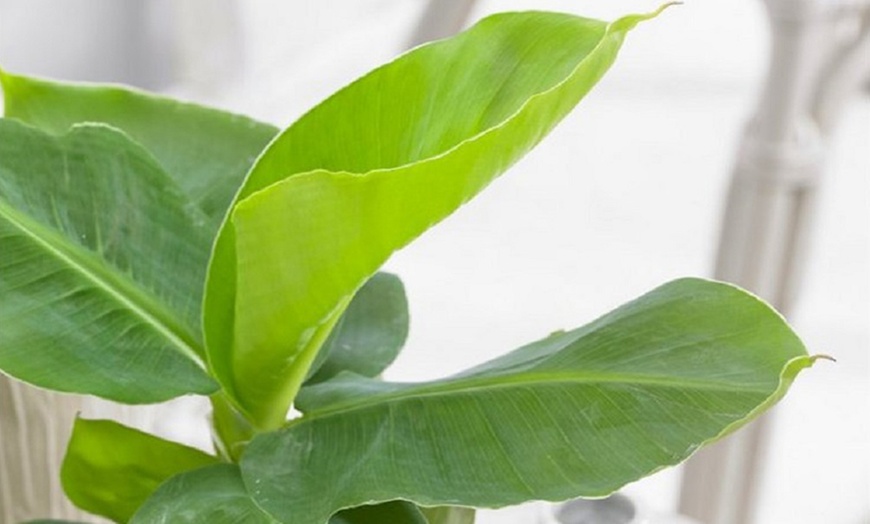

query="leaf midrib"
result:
[296,369,772,426]
[0,196,205,366]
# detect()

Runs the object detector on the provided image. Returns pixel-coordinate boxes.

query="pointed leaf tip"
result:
[611,2,681,32]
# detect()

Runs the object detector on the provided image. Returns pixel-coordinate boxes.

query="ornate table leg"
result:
[406,0,478,49]
[678,1,870,523]
[0,377,91,522]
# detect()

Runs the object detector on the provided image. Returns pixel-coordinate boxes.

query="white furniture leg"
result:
[678,1,870,523]
[407,0,478,48]
[0,379,93,522]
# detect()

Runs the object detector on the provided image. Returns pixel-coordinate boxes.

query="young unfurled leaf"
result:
[0,70,278,226]
[61,418,219,523]
[240,279,816,524]
[204,9,667,429]
[0,119,216,402]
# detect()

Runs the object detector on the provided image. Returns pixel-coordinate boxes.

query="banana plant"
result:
[0,6,822,524]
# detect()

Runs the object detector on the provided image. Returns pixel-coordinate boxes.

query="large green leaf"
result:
[130,470,426,524]
[240,279,816,524]
[0,70,278,226]
[130,464,277,524]
[306,272,409,385]
[204,8,669,429]
[330,502,428,524]
[0,119,216,402]
[61,418,219,523]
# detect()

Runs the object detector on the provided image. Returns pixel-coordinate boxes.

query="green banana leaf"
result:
[239,279,816,524]
[306,272,409,384]
[0,119,216,401]
[61,418,219,523]
[133,470,429,524]
[129,464,277,524]
[0,69,278,226]
[330,502,428,524]
[204,8,670,429]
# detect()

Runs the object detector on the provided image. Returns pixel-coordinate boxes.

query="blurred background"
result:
[1,1,867,523]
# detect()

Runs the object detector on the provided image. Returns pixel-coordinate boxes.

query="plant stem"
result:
[210,393,256,462]
[253,295,352,431]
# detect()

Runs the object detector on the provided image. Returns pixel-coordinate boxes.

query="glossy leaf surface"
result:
[0,119,216,401]
[204,9,666,428]
[61,418,219,523]
[0,70,278,226]
[306,272,409,384]
[130,464,277,524]
[241,279,815,524]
